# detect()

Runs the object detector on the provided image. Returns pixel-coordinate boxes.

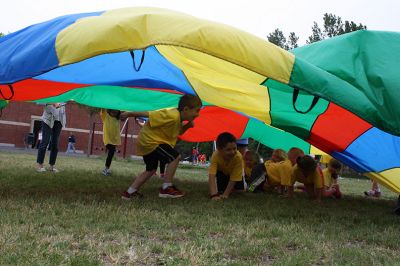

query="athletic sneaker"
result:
[158,186,184,198]
[121,191,143,200]
[102,168,111,176]
[364,190,381,198]
[37,167,46,172]
[49,167,59,173]
[248,175,266,193]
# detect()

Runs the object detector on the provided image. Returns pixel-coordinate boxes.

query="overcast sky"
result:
[1,0,399,45]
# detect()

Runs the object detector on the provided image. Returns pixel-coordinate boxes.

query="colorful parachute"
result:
[0,7,399,193]
[0,100,7,114]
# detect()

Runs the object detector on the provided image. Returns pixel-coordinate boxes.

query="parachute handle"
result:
[129,49,146,72]
[0,84,14,100]
[292,87,319,114]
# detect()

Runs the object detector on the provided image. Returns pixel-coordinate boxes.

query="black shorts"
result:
[216,171,245,193]
[248,163,268,192]
[143,144,179,171]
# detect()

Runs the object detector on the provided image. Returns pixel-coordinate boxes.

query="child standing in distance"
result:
[66,132,76,153]
[191,147,199,165]
[208,132,243,200]
[322,158,342,199]
[100,109,122,176]
[121,94,202,199]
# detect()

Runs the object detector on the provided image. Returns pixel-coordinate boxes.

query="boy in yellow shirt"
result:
[100,109,122,176]
[121,94,202,199]
[250,147,322,200]
[208,132,243,200]
[248,147,296,193]
[288,155,323,200]
[322,158,342,199]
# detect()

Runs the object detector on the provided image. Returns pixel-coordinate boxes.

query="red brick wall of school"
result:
[0,102,140,156]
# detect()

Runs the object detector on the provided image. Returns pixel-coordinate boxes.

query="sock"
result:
[127,187,137,194]
[162,183,172,190]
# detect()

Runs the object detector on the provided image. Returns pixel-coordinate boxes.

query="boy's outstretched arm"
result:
[120,111,149,120]
[208,174,221,200]
[180,121,194,135]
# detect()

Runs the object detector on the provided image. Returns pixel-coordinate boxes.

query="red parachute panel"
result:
[308,103,372,153]
[1,79,89,101]
[181,106,248,142]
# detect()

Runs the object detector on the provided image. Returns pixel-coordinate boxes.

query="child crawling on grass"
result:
[208,132,244,200]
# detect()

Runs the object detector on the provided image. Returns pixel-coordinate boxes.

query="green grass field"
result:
[0,151,399,265]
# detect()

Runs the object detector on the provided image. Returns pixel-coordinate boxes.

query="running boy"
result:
[121,94,202,199]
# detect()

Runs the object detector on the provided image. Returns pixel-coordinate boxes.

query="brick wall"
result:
[0,102,139,156]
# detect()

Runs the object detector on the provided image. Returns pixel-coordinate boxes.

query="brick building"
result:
[0,102,140,157]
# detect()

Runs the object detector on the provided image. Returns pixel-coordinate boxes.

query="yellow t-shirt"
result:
[291,165,323,189]
[322,168,333,188]
[320,154,333,166]
[100,109,121,146]
[137,108,182,156]
[265,160,292,186]
[209,151,243,182]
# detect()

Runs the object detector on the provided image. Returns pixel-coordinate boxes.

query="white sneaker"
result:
[49,167,59,173]
[37,167,46,172]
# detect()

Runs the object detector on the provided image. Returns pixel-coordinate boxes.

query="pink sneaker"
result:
[373,191,381,198]
[333,185,342,199]
[364,190,381,198]
[158,186,184,198]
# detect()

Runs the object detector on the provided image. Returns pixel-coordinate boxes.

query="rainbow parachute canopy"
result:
[0,7,399,193]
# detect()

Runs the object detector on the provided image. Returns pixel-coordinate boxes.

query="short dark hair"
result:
[297,155,317,174]
[216,132,236,149]
[328,159,342,170]
[178,94,202,111]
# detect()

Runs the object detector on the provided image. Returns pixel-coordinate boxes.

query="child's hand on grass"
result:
[211,195,222,201]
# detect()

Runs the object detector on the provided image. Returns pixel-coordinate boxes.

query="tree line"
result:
[267,13,366,50]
